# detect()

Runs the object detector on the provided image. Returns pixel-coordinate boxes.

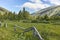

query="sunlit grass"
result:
[0,21,60,40]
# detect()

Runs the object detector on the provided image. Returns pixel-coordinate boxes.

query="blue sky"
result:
[0,0,60,13]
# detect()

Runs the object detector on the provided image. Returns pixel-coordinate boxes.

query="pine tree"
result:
[18,7,30,20]
[43,14,49,21]
[22,7,30,19]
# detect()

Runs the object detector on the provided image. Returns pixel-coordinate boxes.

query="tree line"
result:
[0,7,31,21]
[0,7,60,23]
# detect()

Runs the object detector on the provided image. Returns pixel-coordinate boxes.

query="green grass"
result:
[0,21,60,40]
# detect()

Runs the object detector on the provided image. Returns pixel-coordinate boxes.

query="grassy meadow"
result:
[0,20,60,40]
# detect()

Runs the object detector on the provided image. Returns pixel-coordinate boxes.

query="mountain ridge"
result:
[32,5,60,17]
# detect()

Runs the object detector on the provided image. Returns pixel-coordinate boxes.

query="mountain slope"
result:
[0,7,10,15]
[32,5,60,17]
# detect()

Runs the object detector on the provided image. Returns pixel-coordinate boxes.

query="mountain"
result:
[32,5,60,17]
[0,7,10,15]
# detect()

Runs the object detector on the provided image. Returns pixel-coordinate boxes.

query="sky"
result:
[0,0,60,13]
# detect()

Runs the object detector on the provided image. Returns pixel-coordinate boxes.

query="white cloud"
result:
[22,0,50,10]
[15,0,60,12]
[15,5,22,8]
[29,0,42,3]
[22,2,50,10]
[49,0,60,5]
[43,0,48,1]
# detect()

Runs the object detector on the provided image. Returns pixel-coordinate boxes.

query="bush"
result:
[31,20,39,23]
[22,20,31,23]
[39,20,50,24]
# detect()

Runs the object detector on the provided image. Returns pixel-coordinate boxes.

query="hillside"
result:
[0,7,10,15]
[32,5,60,17]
